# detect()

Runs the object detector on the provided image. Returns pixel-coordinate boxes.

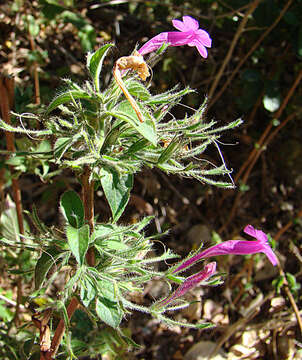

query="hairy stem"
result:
[81,166,95,266]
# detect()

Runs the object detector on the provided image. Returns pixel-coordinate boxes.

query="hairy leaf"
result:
[100,167,133,222]
[87,43,114,92]
[60,190,84,228]
[66,224,89,265]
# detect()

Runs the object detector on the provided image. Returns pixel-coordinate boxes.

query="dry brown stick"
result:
[274,208,302,242]
[235,67,302,185]
[29,34,41,105]
[242,112,297,187]
[219,70,302,233]
[240,69,302,186]
[277,263,302,335]
[0,76,25,326]
[0,77,24,229]
[0,76,24,233]
[207,0,262,101]
[208,0,293,109]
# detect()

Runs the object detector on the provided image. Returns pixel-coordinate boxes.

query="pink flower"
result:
[173,225,278,274]
[159,262,216,307]
[138,16,212,58]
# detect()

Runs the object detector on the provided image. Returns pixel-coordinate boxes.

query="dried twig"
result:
[207,0,262,101]
[44,297,80,359]
[277,263,302,336]
[208,0,293,109]
[219,69,302,233]
[0,75,25,325]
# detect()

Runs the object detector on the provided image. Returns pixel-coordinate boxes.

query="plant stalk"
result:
[44,297,80,359]
[81,166,95,266]
[0,75,24,326]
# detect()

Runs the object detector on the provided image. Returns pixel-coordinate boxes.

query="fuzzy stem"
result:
[81,166,95,266]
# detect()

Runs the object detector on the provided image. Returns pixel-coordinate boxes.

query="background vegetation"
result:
[0,0,301,359]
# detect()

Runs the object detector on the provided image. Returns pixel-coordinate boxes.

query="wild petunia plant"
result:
[0,16,277,360]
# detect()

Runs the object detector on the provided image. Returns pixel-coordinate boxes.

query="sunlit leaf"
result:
[66,224,89,265]
[100,167,133,222]
[60,190,84,228]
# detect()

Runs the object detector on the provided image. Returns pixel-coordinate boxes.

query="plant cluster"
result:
[0,14,279,360]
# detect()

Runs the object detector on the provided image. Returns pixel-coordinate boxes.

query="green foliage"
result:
[66,224,89,266]
[0,6,256,357]
[100,167,133,222]
[60,191,84,228]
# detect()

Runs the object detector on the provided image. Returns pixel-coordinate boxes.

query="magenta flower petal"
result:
[189,40,208,58]
[244,224,267,243]
[159,262,216,307]
[196,29,212,47]
[167,30,195,45]
[138,32,169,56]
[173,225,278,273]
[182,16,200,31]
[172,19,188,31]
[138,15,211,58]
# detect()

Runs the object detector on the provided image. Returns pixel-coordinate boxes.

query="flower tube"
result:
[159,262,216,307]
[173,225,278,274]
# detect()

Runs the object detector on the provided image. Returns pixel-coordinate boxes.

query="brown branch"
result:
[0,76,24,228]
[44,297,80,359]
[0,75,25,325]
[219,69,302,233]
[207,0,262,101]
[208,0,293,109]
[29,34,41,105]
[274,208,302,242]
[277,264,302,335]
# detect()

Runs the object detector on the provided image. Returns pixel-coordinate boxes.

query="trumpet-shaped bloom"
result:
[138,16,212,58]
[173,225,278,274]
[159,262,216,307]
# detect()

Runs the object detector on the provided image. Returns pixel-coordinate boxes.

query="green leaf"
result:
[95,280,122,328]
[157,139,181,164]
[35,247,66,289]
[87,44,114,92]
[0,196,28,242]
[126,79,151,101]
[66,224,89,265]
[100,167,133,222]
[80,275,96,307]
[25,14,40,37]
[46,90,92,114]
[60,190,84,228]
[54,137,72,161]
[109,100,157,146]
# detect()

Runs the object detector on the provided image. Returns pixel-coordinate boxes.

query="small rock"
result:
[184,341,227,360]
